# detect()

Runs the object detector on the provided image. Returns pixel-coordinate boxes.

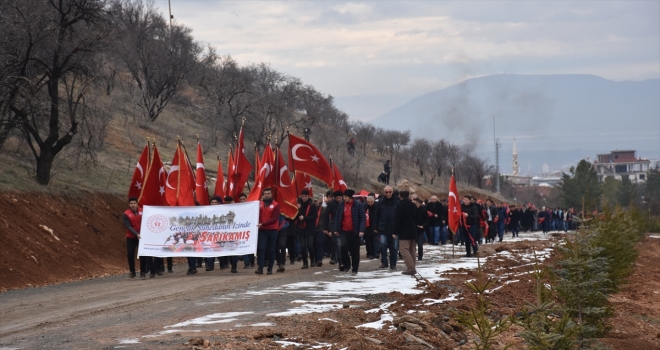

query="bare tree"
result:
[445,142,463,181]
[409,137,432,177]
[351,121,377,156]
[463,152,493,189]
[1,0,108,184]
[429,139,449,184]
[109,0,201,124]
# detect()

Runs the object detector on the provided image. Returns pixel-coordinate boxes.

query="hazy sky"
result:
[155,1,660,121]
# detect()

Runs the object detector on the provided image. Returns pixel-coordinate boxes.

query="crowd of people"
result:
[123,188,577,279]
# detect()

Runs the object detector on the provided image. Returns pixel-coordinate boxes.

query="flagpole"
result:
[273,136,280,201]
[138,138,151,204]
[329,155,334,190]
[176,137,182,202]
[451,167,455,259]
[180,139,196,183]
[286,129,299,198]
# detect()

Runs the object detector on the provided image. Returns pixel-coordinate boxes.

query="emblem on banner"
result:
[147,214,169,233]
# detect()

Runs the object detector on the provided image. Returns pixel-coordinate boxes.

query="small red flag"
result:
[165,143,196,206]
[213,157,225,198]
[226,149,235,196]
[275,147,299,219]
[248,145,275,201]
[139,145,168,206]
[195,143,209,205]
[331,163,348,192]
[448,175,462,234]
[288,133,333,187]
[128,145,150,199]
[231,127,253,201]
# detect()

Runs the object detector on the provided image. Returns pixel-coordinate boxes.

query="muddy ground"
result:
[1,192,659,349]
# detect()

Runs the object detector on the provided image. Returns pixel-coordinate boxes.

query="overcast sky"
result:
[155,1,660,121]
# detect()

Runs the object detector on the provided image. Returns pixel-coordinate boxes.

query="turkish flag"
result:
[225,150,234,196]
[294,172,314,197]
[275,147,299,219]
[232,127,253,201]
[288,133,333,187]
[128,145,150,199]
[195,143,209,205]
[247,145,275,201]
[165,144,196,206]
[213,157,225,198]
[139,145,168,206]
[331,163,348,192]
[447,175,462,234]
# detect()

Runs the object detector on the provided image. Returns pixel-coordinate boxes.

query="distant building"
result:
[593,150,651,182]
[503,138,532,186]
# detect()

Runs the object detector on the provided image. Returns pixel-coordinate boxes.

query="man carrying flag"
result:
[461,195,480,257]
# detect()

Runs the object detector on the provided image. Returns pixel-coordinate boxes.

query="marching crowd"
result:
[123,188,577,279]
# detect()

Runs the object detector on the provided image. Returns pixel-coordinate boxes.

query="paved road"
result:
[0,237,537,350]
[0,244,462,350]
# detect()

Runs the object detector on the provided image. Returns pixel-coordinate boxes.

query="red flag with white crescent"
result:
[195,143,209,205]
[247,145,275,201]
[128,145,150,199]
[448,175,462,233]
[165,144,196,206]
[139,145,168,206]
[287,133,333,187]
[275,147,299,219]
[331,163,348,192]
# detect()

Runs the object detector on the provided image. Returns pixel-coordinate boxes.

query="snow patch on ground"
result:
[165,312,254,328]
[421,293,460,305]
[250,322,273,327]
[268,304,344,317]
[117,338,140,344]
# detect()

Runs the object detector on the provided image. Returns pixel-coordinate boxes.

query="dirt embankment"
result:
[0,192,129,291]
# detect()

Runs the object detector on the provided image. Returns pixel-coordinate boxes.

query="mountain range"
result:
[371,74,660,174]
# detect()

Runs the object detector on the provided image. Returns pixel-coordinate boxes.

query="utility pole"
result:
[493,115,501,193]
[168,0,173,35]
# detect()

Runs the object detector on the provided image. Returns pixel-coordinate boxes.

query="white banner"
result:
[138,202,259,258]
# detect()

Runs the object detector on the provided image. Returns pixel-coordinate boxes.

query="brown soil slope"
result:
[0,192,128,291]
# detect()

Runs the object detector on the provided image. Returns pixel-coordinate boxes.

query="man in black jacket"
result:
[364,194,378,259]
[394,191,418,275]
[296,189,317,269]
[414,198,429,261]
[484,199,497,243]
[374,186,400,271]
[426,195,442,245]
[460,195,479,257]
[323,190,343,265]
[333,189,366,275]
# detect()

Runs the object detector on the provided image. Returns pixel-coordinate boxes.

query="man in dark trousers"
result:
[334,189,366,275]
[123,197,152,279]
[256,188,280,275]
[323,190,343,265]
[460,195,480,257]
[383,160,391,185]
[394,191,418,275]
[364,194,378,259]
[485,199,498,243]
[374,186,400,271]
[426,195,442,245]
[295,189,317,269]
[413,198,429,261]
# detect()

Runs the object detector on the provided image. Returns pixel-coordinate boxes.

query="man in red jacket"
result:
[256,188,280,275]
[123,197,152,279]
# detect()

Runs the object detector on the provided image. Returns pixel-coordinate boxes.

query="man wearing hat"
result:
[323,190,344,265]
[333,189,366,275]
[295,189,317,269]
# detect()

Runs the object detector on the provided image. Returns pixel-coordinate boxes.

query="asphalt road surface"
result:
[0,245,447,350]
